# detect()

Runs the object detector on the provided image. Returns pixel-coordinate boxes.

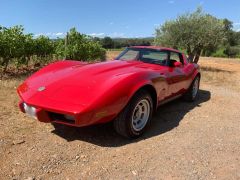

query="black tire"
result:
[182,75,200,102]
[113,90,153,138]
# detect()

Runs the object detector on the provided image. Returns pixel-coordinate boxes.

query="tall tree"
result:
[154,7,225,63]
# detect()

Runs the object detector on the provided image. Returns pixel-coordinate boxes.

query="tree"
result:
[224,46,240,58]
[101,36,114,49]
[34,35,54,59]
[0,25,26,72]
[56,28,106,61]
[22,33,35,66]
[218,19,240,58]
[154,7,225,63]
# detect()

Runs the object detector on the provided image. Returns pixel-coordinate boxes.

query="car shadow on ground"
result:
[51,89,211,147]
[200,66,233,73]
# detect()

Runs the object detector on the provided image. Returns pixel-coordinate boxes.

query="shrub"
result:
[211,48,228,58]
[55,28,106,61]
[224,46,240,58]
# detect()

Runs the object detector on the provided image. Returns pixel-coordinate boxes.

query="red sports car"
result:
[17,46,200,138]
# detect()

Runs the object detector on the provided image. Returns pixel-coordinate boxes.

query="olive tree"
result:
[154,8,225,63]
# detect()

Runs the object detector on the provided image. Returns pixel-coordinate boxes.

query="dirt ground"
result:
[0,56,240,179]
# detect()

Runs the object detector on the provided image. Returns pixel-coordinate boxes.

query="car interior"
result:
[116,48,184,67]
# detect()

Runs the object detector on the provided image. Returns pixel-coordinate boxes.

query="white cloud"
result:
[233,22,240,31]
[168,0,175,4]
[55,32,64,36]
[34,32,65,38]
[109,32,126,38]
[88,32,126,38]
[34,31,127,38]
[233,22,240,25]
[88,33,105,37]
[33,33,44,37]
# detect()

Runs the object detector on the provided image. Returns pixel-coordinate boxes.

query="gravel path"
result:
[0,58,239,179]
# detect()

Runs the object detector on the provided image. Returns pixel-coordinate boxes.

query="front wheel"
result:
[183,75,200,102]
[113,90,153,138]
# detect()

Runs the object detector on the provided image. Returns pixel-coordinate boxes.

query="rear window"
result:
[117,49,139,60]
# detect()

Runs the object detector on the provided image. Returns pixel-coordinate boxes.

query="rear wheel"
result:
[183,75,200,102]
[113,90,153,138]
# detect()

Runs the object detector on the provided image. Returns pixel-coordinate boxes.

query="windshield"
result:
[116,48,168,65]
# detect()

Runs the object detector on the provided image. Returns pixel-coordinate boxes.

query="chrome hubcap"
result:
[192,78,199,98]
[132,99,150,131]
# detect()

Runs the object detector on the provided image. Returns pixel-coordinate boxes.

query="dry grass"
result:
[106,50,121,60]
[199,57,240,90]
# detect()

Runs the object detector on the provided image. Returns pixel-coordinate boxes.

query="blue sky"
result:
[0,0,239,38]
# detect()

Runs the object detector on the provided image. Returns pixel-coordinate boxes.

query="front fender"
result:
[118,71,157,107]
[83,71,158,125]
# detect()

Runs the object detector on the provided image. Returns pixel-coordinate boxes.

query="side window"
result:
[169,52,184,66]
[170,52,181,62]
[140,50,168,65]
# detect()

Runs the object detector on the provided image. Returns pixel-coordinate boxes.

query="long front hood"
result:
[18,60,164,112]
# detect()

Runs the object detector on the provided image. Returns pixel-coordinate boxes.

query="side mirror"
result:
[174,61,182,67]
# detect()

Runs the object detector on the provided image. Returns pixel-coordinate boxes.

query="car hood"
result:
[18,60,165,111]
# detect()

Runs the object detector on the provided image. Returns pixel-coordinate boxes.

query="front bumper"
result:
[19,100,84,126]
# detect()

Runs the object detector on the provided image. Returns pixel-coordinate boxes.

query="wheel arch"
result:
[193,72,201,81]
[192,64,201,80]
[129,84,158,112]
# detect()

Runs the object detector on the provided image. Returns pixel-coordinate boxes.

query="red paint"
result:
[17,46,200,127]
[174,61,182,67]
